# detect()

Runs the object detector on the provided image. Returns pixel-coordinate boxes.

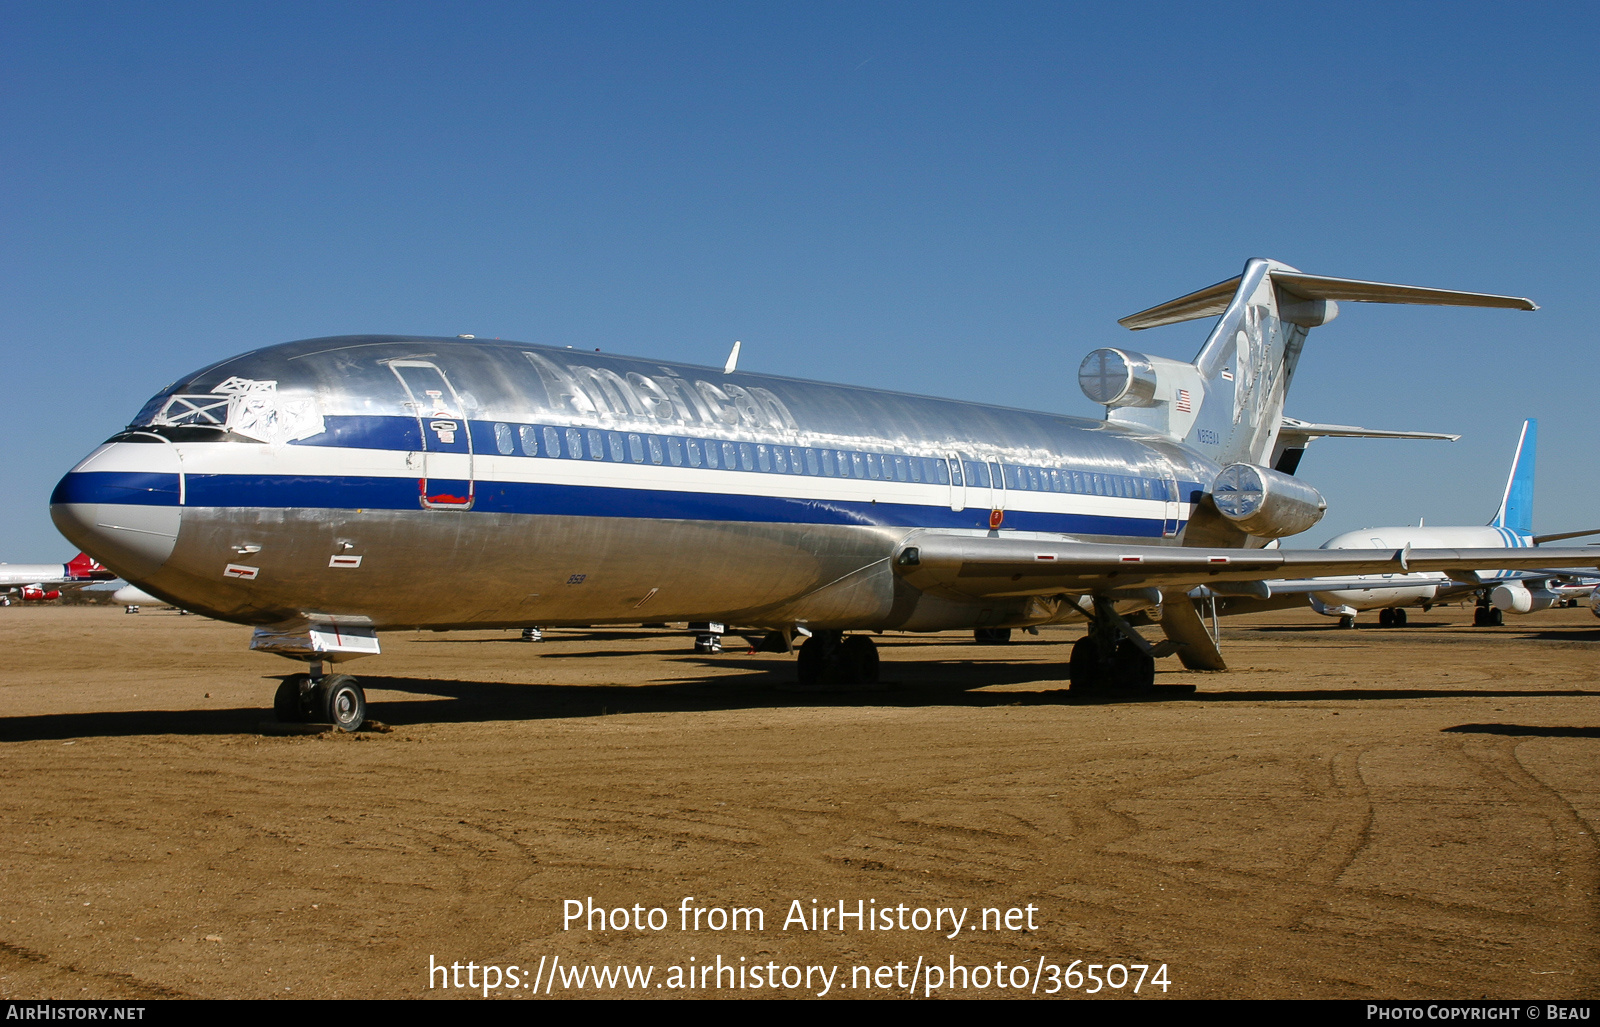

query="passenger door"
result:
[947,453,966,512]
[389,360,475,510]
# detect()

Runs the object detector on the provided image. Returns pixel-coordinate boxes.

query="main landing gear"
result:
[795,630,879,687]
[1472,602,1503,627]
[1378,607,1408,627]
[1069,636,1155,692]
[273,664,367,732]
[1070,600,1157,694]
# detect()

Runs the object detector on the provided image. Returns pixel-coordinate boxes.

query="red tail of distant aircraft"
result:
[0,553,115,604]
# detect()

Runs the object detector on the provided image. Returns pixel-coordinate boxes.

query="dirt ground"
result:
[0,602,1595,1000]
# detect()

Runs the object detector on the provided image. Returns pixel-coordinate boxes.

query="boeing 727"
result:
[50,258,1600,729]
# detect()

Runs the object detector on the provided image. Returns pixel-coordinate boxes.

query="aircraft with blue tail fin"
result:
[1229,420,1600,627]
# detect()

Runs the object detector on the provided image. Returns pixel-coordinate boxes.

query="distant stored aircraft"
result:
[111,584,174,612]
[0,553,114,604]
[51,258,1600,729]
[1277,419,1599,627]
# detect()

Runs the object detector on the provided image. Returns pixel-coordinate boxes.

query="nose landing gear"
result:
[689,622,725,653]
[273,664,367,732]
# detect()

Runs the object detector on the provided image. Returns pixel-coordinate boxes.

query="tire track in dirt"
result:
[1457,733,1599,966]
[0,938,186,999]
[1282,744,1375,931]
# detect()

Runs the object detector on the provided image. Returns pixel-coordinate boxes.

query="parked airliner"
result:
[112,584,174,613]
[1304,419,1599,627]
[50,258,1600,729]
[1218,420,1600,627]
[0,553,114,604]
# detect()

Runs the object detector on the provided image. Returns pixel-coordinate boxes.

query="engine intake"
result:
[1490,582,1558,615]
[1211,463,1326,538]
[1079,348,1160,408]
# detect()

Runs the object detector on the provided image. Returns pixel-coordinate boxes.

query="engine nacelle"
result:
[1078,348,1203,408]
[1490,581,1558,615]
[1079,348,1161,407]
[1210,463,1326,539]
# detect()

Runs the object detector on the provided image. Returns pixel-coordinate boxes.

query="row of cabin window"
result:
[489,422,1169,501]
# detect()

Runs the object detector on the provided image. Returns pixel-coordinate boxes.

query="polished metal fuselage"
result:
[52,336,1222,633]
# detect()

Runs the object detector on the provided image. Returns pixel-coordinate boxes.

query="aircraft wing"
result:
[892,533,1600,601]
[1195,576,1463,597]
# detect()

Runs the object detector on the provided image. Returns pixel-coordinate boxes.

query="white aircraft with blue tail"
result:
[1295,419,1600,627]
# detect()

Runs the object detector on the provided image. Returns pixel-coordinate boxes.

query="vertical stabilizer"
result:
[1184,259,1318,466]
[1099,260,1536,469]
[1094,258,1325,467]
[1490,419,1536,534]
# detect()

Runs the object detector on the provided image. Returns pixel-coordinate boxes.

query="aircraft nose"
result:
[49,442,183,580]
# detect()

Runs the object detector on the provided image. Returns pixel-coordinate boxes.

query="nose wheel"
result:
[690,621,725,653]
[273,672,367,732]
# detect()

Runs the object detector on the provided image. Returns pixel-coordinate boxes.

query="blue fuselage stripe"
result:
[52,469,1177,537]
[289,415,1207,501]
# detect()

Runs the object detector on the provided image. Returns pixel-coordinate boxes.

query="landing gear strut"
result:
[690,622,724,653]
[1070,600,1156,693]
[795,631,879,687]
[273,663,367,732]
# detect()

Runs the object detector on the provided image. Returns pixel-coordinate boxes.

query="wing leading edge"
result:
[892,532,1600,601]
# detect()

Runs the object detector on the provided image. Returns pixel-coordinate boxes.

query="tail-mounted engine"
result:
[1078,347,1207,443]
[1079,348,1204,409]
[1210,463,1326,539]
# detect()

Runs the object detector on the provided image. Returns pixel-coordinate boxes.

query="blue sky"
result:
[4,1,1596,559]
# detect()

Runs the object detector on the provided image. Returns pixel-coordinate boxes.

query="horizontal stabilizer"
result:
[1279,416,1460,443]
[1118,275,1244,330]
[1119,267,1536,330]
[1270,272,1537,311]
[1533,528,1600,545]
